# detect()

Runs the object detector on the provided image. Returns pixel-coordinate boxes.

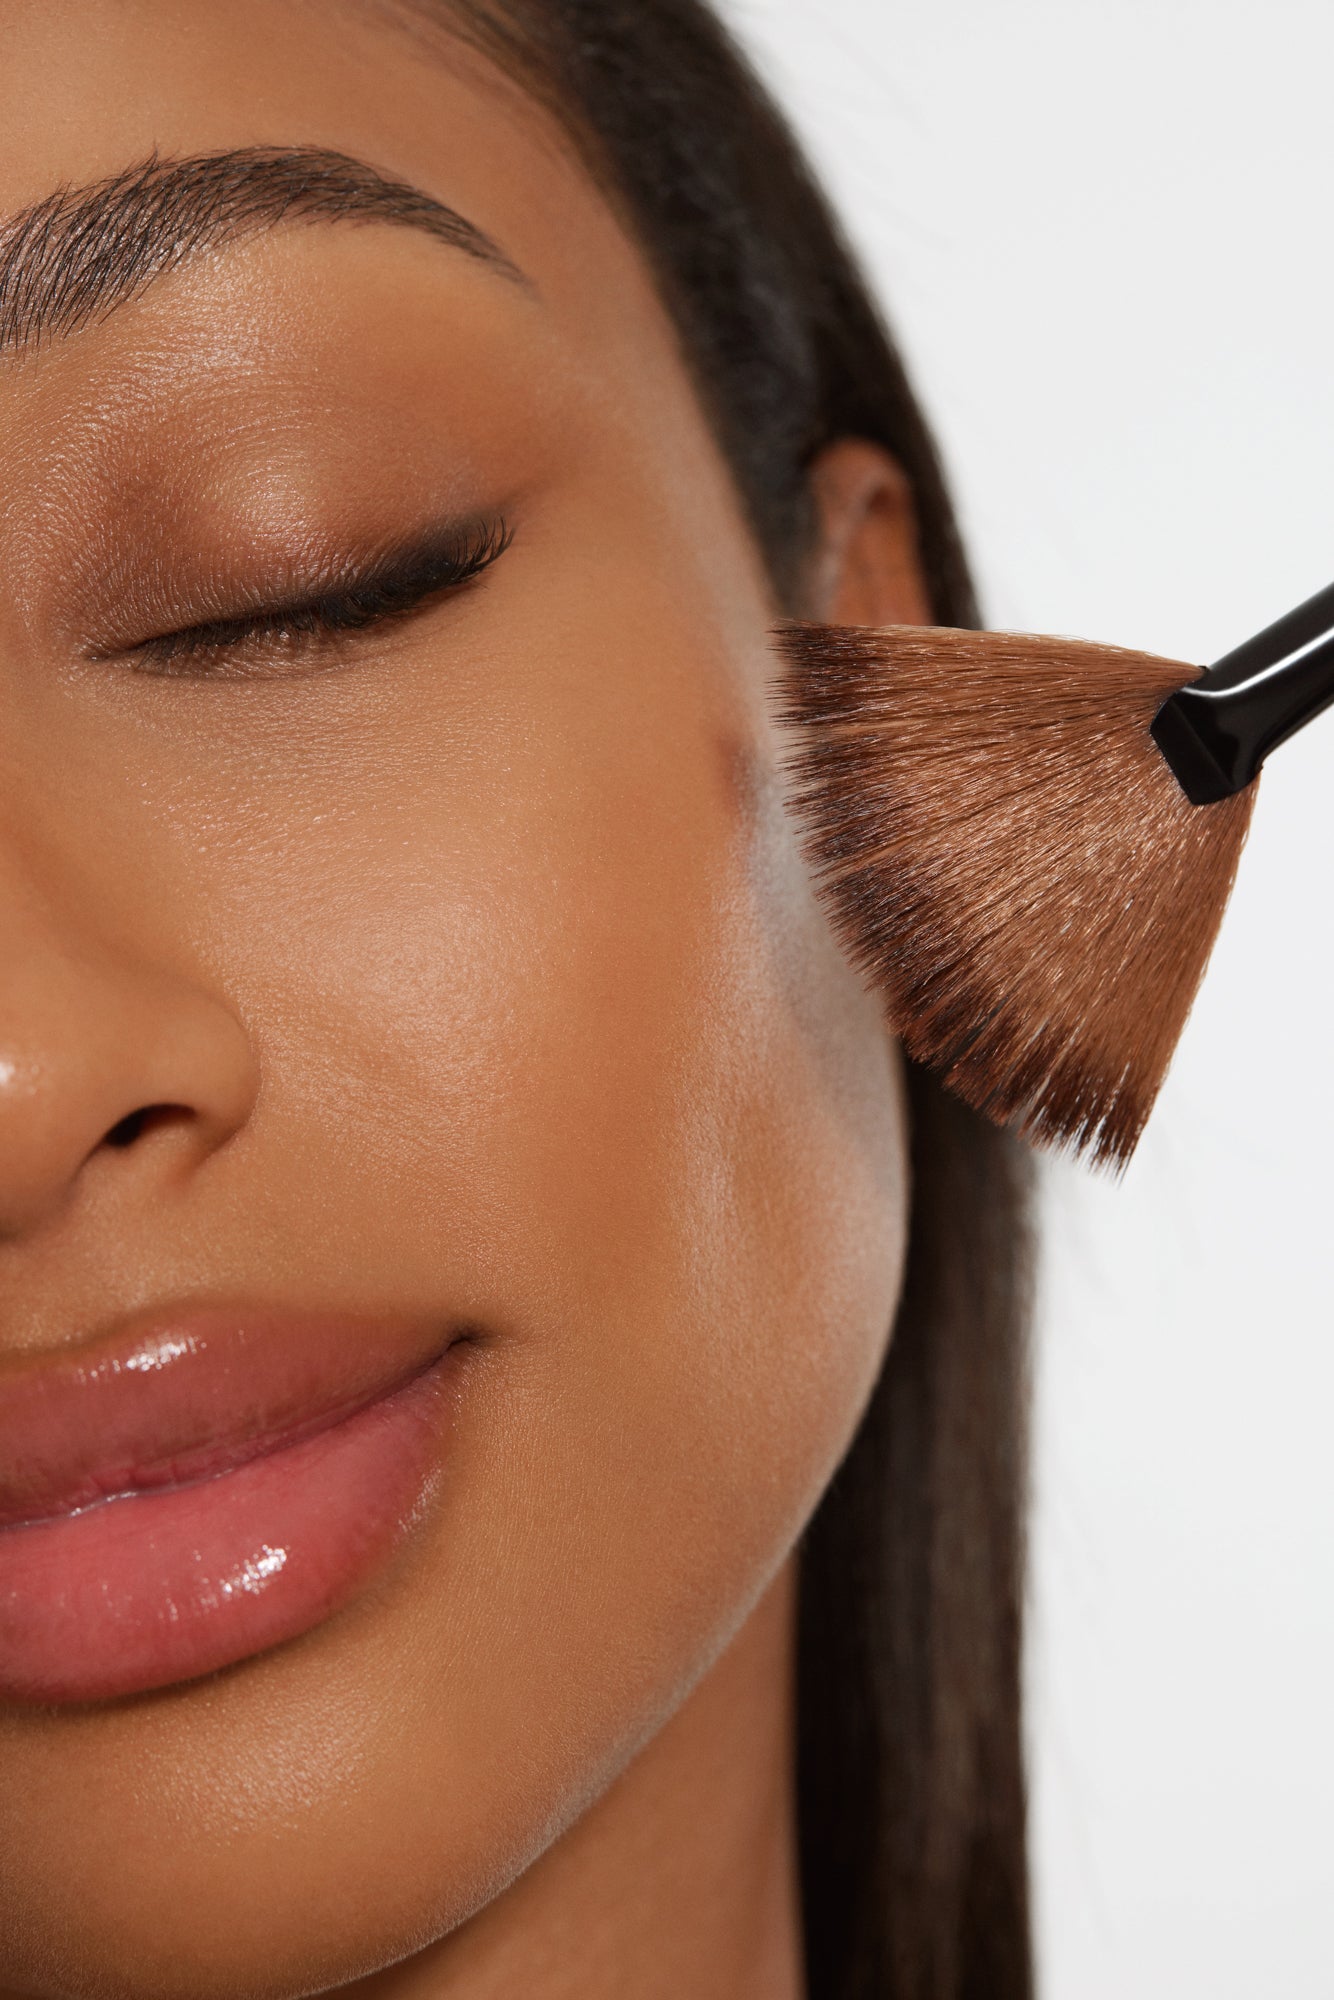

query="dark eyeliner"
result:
[118,515,514,676]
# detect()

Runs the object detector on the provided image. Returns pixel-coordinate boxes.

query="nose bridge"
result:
[0,835,259,1239]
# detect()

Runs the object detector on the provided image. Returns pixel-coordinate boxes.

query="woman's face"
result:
[0,3,910,1992]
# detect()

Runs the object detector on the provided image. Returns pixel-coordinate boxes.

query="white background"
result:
[718,4,1334,1994]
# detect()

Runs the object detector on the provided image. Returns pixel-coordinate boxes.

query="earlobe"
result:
[805,438,933,629]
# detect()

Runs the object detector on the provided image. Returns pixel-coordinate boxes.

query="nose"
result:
[0,878,257,1240]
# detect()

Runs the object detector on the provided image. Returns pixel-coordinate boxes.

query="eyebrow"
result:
[0,145,530,358]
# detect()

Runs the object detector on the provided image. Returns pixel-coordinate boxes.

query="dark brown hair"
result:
[405,5,1035,1992]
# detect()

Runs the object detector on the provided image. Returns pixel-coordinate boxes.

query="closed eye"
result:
[109,514,514,678]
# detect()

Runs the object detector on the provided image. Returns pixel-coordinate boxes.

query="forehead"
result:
[0,0,680,403]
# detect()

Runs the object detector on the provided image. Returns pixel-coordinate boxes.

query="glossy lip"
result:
[0,1306,466,1705]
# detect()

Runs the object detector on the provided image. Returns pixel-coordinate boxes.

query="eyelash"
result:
[122,515,514,677]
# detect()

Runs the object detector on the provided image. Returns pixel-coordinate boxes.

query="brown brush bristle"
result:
[774,622,1257,1167]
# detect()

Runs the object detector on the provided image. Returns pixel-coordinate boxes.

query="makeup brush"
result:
[775,579,1334,1166]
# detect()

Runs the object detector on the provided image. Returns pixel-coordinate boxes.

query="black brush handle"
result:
[1151,578,1334,805]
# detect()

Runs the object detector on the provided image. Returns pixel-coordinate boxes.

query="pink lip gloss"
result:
[0,1307,464,1704]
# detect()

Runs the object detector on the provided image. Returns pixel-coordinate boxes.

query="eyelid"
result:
[95,513,514,677]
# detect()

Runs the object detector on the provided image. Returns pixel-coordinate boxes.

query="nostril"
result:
[103,1109,149,1149]
[102,1106,182,1150]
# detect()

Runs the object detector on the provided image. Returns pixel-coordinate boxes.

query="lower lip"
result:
[0,1354,457,1706]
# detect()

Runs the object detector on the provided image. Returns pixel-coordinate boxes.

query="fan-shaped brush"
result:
[775,580,1334,1166]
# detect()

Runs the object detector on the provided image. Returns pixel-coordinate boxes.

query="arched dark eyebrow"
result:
[0,145,531,357]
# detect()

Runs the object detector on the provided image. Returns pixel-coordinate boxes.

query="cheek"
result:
[234,605,910,1658]
[238,607,909,1572]
[261,630,912,1944]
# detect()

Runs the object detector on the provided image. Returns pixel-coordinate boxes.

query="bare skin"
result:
[0,5,930,1995]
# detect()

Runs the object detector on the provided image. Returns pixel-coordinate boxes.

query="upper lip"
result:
[0,1305,456,1530]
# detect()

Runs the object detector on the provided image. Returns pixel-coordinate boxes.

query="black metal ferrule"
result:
[1150,578,1334,806]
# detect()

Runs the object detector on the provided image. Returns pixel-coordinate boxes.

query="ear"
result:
[804,438,933,628]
